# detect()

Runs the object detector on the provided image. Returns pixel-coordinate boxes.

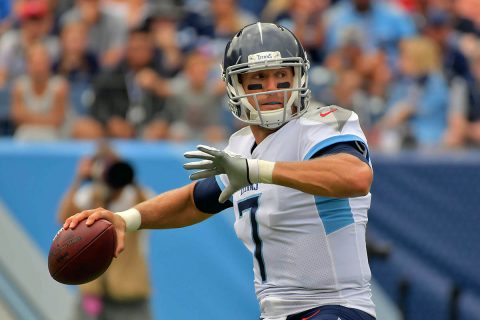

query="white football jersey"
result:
[216,105,375,319]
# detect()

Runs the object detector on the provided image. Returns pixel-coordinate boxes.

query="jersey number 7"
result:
[238,195,267,282]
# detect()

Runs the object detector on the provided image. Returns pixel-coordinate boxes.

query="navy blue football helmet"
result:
[222,22,310,129]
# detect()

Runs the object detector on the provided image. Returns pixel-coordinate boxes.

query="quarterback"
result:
[65,23,376,320]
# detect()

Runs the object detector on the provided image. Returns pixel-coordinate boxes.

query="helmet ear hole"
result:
[234,105,241,117]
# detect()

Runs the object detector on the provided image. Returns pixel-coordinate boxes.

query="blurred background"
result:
[0,0,479,319]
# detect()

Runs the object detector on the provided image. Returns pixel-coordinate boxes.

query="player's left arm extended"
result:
[184,145,372,203]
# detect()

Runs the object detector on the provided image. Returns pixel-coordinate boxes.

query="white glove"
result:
[184,145,275,203]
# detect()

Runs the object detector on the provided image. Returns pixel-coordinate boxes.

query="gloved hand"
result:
[184,145,275,203]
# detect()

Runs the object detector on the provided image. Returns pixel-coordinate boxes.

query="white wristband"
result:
[257,160,275,184]
[115,208,141,232]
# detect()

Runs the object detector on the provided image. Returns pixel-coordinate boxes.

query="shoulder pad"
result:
[303,104,353,132]
[230,126,252,138]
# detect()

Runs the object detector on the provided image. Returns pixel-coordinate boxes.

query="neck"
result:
[250,125,279,144]
[62,54,83,66]
[21,31,37,45]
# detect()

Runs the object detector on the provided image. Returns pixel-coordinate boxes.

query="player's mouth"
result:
[260,101,283,110]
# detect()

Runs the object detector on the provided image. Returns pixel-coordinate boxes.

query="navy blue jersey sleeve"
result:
[193,177,233,214]
[310,141,370,165]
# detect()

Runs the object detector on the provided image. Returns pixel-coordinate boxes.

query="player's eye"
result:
[275,70,288,78]
[252,73,264,80]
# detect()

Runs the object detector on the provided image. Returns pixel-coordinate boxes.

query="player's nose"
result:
[264,76,278,91]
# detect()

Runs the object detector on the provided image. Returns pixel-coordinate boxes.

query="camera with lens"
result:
[88,157,134,191]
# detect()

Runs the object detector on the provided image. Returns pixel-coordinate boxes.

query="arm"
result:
[184,142,372,203]
[377,102,414,130]
[64,182,212,256]
[134,183,212,229]
[273,153,372,198]
[50,79,68,127]
[135,68,173,97]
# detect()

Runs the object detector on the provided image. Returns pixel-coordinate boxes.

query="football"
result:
[48,219,116,285]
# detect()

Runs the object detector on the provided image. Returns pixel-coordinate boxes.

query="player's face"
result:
[240,67,294,111]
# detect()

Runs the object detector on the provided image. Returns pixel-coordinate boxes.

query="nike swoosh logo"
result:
[320,108,338,117]
[302,309,321,320]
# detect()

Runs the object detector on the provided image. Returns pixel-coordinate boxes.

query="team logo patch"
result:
[248,51,282,65]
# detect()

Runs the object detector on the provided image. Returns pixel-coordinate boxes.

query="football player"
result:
[65,23,376,320]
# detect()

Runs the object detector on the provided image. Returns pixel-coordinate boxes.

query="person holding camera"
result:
[57,144,152,320]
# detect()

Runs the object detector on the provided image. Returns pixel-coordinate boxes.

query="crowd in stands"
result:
[1,0,480,151]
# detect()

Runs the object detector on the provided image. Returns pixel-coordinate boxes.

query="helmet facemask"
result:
[224,57,311,129]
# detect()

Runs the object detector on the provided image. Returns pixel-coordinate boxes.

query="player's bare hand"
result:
[63,208,126,257]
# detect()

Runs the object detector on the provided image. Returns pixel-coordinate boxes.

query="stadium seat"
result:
[459,290,480,320]
[399,249,451,320]
[369,228,452,320]
[369,155,480,295]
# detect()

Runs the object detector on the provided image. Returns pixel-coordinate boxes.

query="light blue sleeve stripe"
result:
[303,134,367,160]
[215,175,233,203]
[314,196,354,235]
[306,135,366,233]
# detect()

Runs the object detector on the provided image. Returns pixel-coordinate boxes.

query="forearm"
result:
[153,78,172,97]
[133,183,211,229]
[272,154,372,198]
[13,112,61,126]
[380,103,413,129]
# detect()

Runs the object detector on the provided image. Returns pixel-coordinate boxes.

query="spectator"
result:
[320,28,391,131]
[0,0,59,135]
[323,0,417,68]
[209,0,256,52]
[161,50,227,142]
[57,142,152,320]
[0,0,59,86]
[53,21,99,125]
[11,42,68,141]
[444,46,480,147]
[182,0,256,60]
[146,3,185,78]
[260,0,291,22]
[102,0,152,30]
[50,0,76,20]
[374,37,449,151]
[74,27,170,140]
[422,8,472,82]
[462,47,480,145]
[60,0,127,69]
[274,0,329,63]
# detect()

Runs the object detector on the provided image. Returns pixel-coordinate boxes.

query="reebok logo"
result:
[320,107,338,117]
